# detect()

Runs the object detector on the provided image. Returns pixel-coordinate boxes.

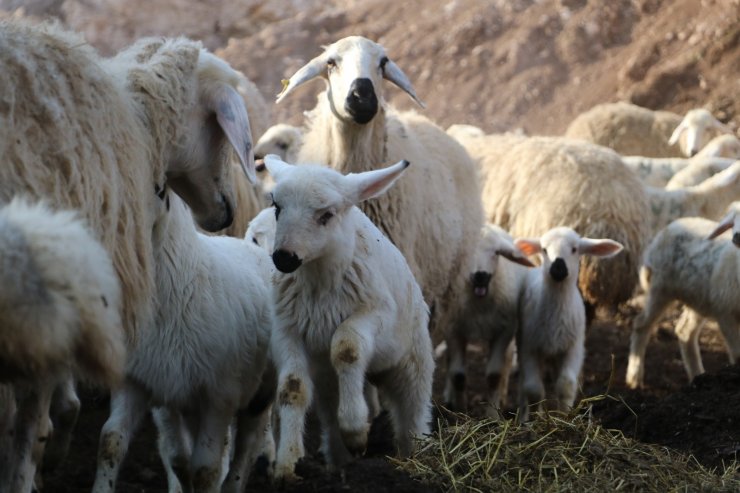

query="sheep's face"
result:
[516,227,623,285]
[264,155,409,274]
[470,225,533,298]
[245,207,277,254]
[708,203,740,248]
[670,109,733,157]
[254,124,302,162]
[276,36,424,122]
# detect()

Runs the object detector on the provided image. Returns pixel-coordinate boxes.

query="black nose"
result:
[272,249,302,273]
[472,271,492,287]
[733,232,740,247]
[549,258,568,282]
[345,78,378,124]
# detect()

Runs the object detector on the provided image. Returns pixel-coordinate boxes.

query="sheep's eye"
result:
[252,237,259,246]
[277,141,289,151]
[380,56,389,69]
[327,58,336,69]
[318,211,334,226]
[571,247,577,254]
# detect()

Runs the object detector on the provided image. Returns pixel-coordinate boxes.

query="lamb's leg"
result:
[716,314,740,365]
[484,337,515,418]
[364,382,381,421]
[442,331,467,411]
[190,405,232,493]
[555,343,585,412]
[152,407,192,493]
[42,374,80,472]
[626,292,671,389]
[517,350,544,423]
[674,308,707,382]
[92,380,149,493]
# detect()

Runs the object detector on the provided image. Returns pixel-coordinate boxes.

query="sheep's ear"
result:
[711,118,734,134]
[345,160,410,203]
[707,211,736,240]
[497,245,536,267]
[668,122,686,146]
[263,154,293,182]
[382,59,426,108]
[707,161,740,188]
[276,53,328,103]
[514,238,542,257]
[208,83,256,183]
[578,238,624,258]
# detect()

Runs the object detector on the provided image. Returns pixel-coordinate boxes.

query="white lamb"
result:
[694,134,740,159]
[263,155,433,481]
[245,206,277,253]
[514,228,623,423]
[626,202,740,389]
[254,124,302,163]
[665,158,738,190]
[622,155,736,188]
[0,198,124,492]
[669,108,735,157]
[443,224,534,417]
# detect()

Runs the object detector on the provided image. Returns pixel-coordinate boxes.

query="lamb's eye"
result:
[318,211,334,226]
[252,237,259,246]
[571,247,577,254]
[380,56,389,69]
[277,141,289,151]
[327,58,337,69]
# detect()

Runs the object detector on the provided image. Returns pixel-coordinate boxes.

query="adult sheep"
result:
[565,102,684,158]
[467,135,651,317]
[277,36,484,342]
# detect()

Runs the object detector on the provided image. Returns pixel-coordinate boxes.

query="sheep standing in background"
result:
[669,108,735,157]
[443,224,534,417]
[622,155,736,187]
[626,203,740,389]
[254,124,303,163]
[665,158,738,190]
[264,155,433,481]
[276,36,484,344]
[0,199,124,493]
[515,228,623,423]
[564,102,684,157]
[694,134,740,159]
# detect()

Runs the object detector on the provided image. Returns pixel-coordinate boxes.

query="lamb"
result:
[665,158,738,190]
[245,206,277,253]
[622,155,736,187]
[626,202,740,389]
[514,228,623,422]
[0,198,124,493]
[694,134,740,159]
[263,155,434,480]
[564,102,684,158]
[276,36,484,344]
[463,135,649,317]
[669,108,735,157]
[254,123,303,163]
[443,224,534,417]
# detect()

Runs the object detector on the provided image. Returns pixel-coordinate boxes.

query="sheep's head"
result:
[264,154,409,273]
[245,207,277,253]
[669,108,733,157]
[254,124,302,163]
[516,227,623,284]
[470,224,533,298]
[708,202,740,248]
[276,36,424,125]
[166,49,256,232]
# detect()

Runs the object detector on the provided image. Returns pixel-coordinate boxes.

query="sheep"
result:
[462,134,649,318]
[695,134,740,159]
[665,158,738,190]
[514,228,623,423]
[645,161,740,235]
[245,206,277,253]
[263,155,434,480]
[0,198,124,493]
[276,36,484,345]
[443,224,534,418]
[564,102,684,158]
[622,155,736,188]
[626,202,740,389]
[254,123,303,163]
[669,108,735,157]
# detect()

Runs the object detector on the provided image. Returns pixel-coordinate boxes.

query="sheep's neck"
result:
[325,105,388,173]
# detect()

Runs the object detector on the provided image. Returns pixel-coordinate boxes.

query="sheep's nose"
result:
[272,249,302,273]
[345,78,378,124]
[733,232,740,248]
[549,258,568,282]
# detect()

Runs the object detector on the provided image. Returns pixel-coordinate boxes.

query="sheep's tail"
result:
[638,265,652,292]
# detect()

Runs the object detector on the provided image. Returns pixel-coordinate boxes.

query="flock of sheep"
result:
[0,17,739,493]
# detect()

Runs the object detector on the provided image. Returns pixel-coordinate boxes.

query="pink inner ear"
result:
[514,239,541,257]
[708,221,733,240]
[581,241,622,257]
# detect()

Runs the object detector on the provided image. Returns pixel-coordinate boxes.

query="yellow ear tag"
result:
[279,79,290,94]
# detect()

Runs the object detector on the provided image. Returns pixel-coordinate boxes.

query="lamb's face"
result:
[254,124,301,162]
[470,225,534,297]
[670,108,732,157]
[245,207,278,254]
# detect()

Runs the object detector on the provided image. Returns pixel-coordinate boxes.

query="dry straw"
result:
[393,398,740,492]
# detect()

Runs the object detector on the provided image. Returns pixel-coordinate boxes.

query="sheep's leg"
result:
[42,374,80,472]
[555,342,585,412]
[0,384,16,489]
[152,407,192,493]
[674,308,707,382]
[312,366,352,466]
[92,380,149,493]
[442,331,467,411]
[484,337,515,418]
[716,314,740,365]
[626,293,671,389]
[517,350,544,423]
[364,382,381,422]
[189,405,233,493]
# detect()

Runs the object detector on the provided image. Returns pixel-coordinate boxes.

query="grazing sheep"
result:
[464,135,649,316]
[622,155,735,188]
[645,161,740,234]
[695,134,740,159]
[665,158,738,190]
[443,224,534,417]
[669,108,734,157]
[626,202,740,389]
[254,124,303,163]
[515,228,623,422]
[277,36,484,344]
[564,102,684,158]
[0,198,124,493]
[264,155,433,480]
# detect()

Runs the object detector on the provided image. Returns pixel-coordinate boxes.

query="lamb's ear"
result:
[514,238,542,257]
[578,238,624,258]
[345,160,410,203]
[263,154,293,182]
[382,59,426,108]
[207,83,256,183]
[276,53,328,103]
[708,210,736,240]
[668,122,687,146]
[711,118,734,134]
[497,244,536,267]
